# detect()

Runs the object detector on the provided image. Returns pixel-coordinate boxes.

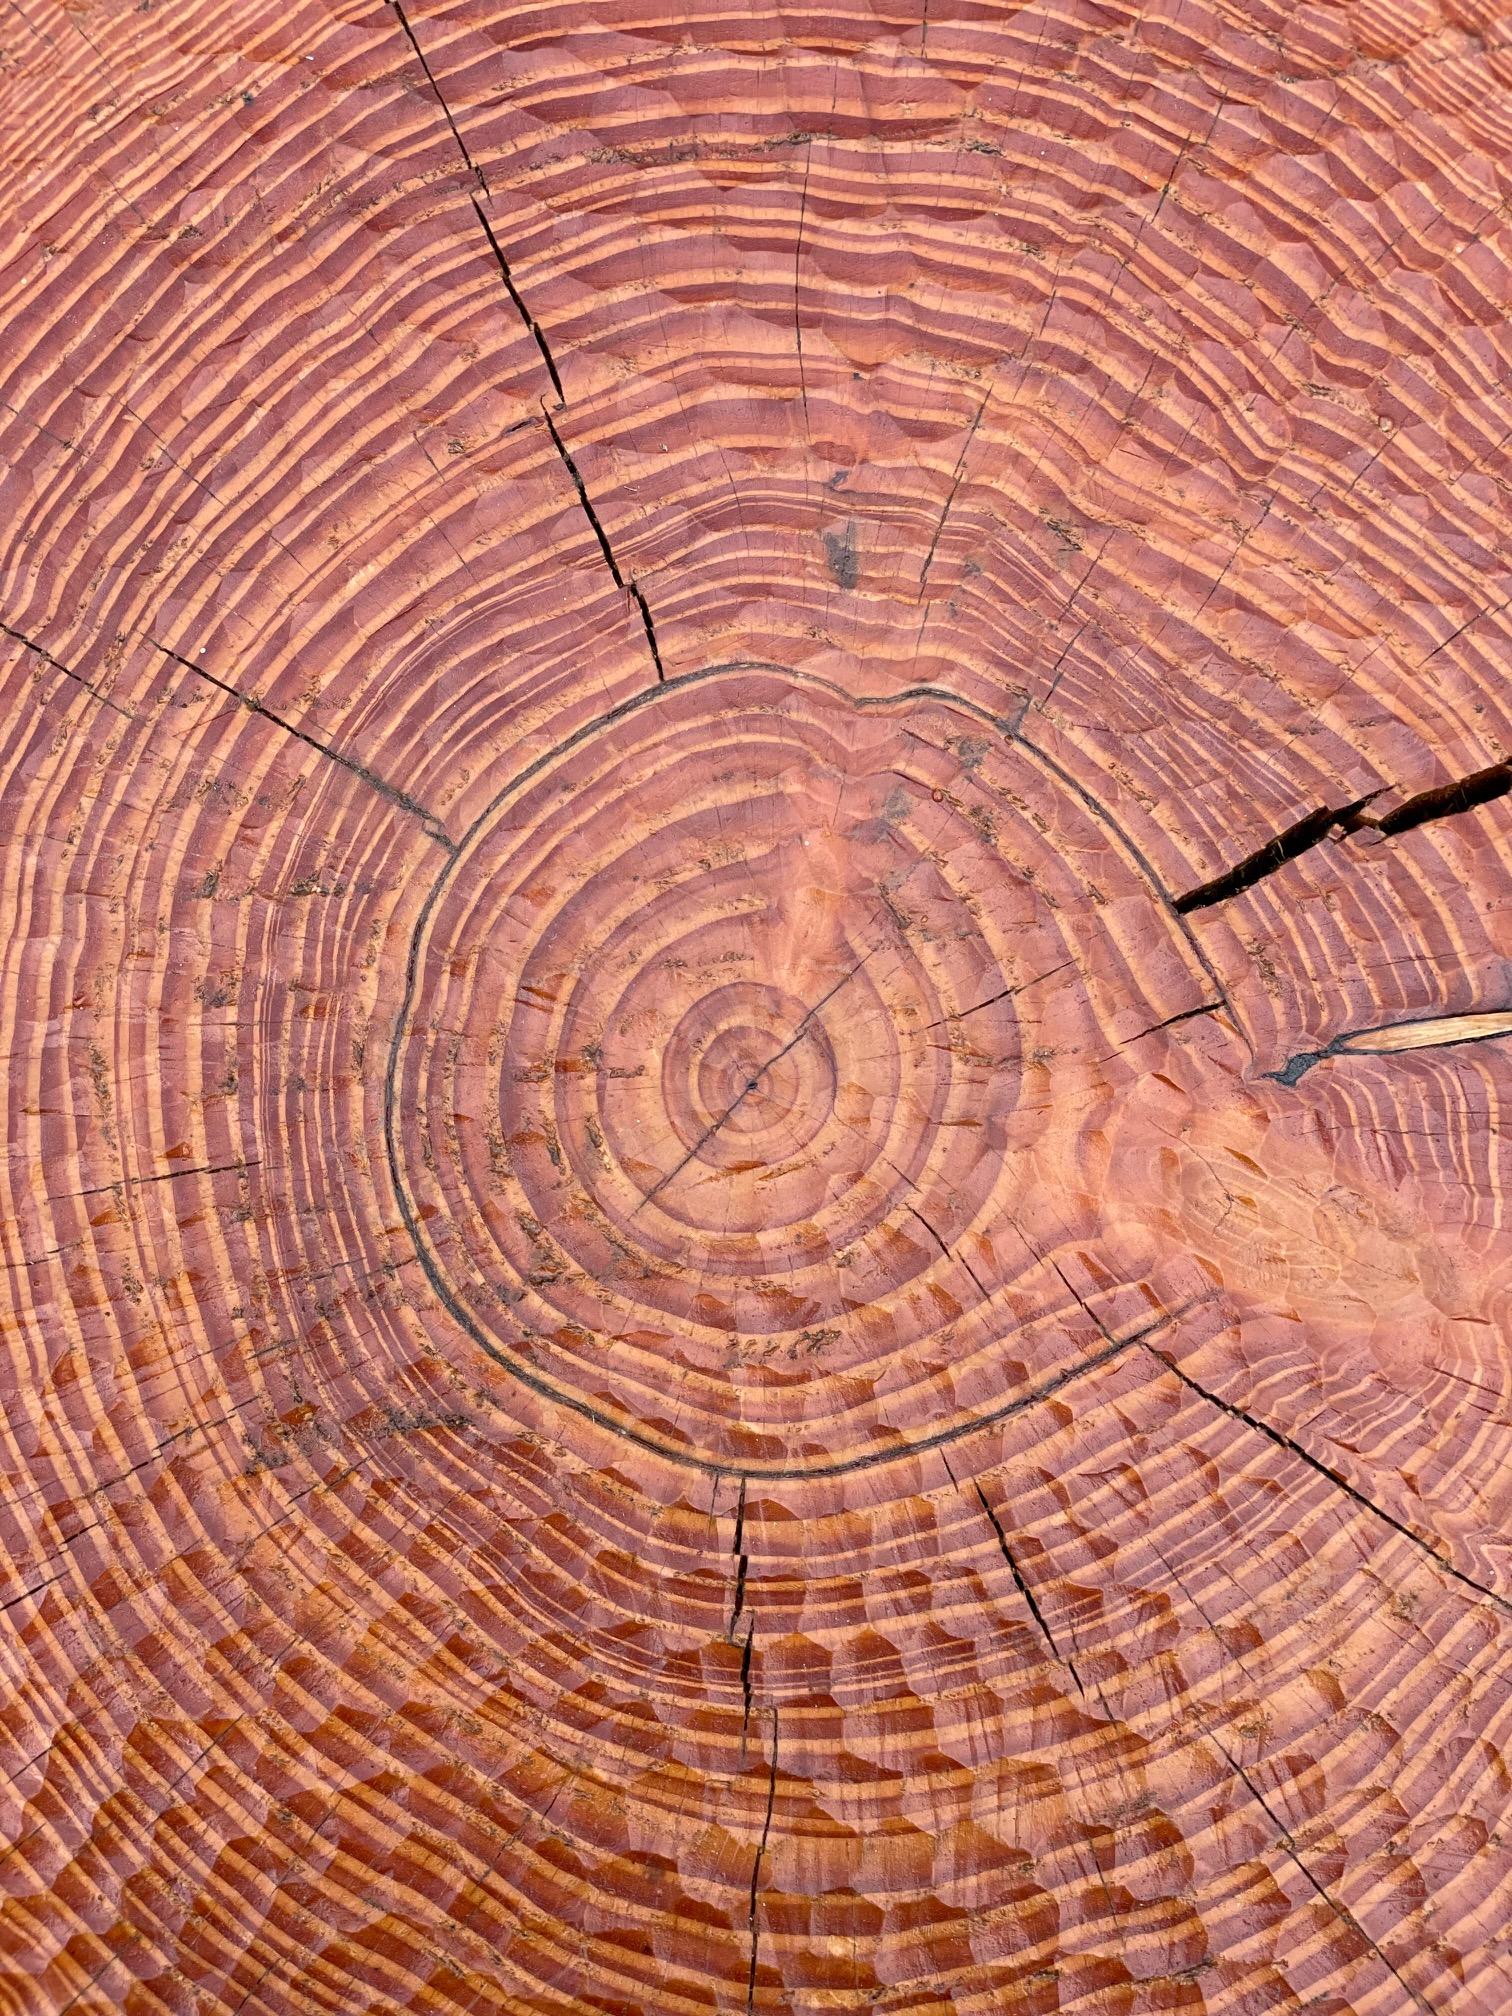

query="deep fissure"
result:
[1174,758,1512,913]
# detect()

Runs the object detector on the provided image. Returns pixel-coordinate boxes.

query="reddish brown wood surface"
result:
[2,1,1512,2011]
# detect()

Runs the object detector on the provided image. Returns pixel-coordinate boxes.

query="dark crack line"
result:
[627,582,665,682]
[904,1202,990,1303]
[1421,592,1511,665]
[918,385,991,591]
[1175,757,1512,914]
[793,147,812,427]
[973,1481,1083,1693]
[923,957,1074,1030]
[440,1754,585,1980]
[542,407,664,681]
[1123,999,1223,1044]
[745,1709,779,2016]
[62,1158,257,1200]
[120,400,315,585]
[70,1444,231,1558]
[152,643,456,850]
[1144,1345,1512,1618]
[1152,90,1228,222]
[1172,794,1380,912]
[739,1617,755,1736]
[469,194,564,405]
[2,619,132,719]
[1210,1734,1437,2016]
[1148,1539,1259,1687]
[633,956,868,1213]
[729,1476,749,1638]
[1371,759,1511,836]
[1028,615,1091,726]
[387,0,487,193]
[1,1568,69,1614]
[1016,526,1119,730]
[1050,1258,1110,1345]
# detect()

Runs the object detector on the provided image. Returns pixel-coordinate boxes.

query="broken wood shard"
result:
[1,1,1510,2012]
[1270,1009,1512,1085]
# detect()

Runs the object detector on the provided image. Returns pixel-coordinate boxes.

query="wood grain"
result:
[2,0,1511,2011]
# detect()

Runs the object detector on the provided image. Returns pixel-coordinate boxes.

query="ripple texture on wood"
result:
[1,1,1511,2012]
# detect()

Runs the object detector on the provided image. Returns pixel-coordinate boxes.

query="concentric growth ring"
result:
[386,665,1213,1473]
